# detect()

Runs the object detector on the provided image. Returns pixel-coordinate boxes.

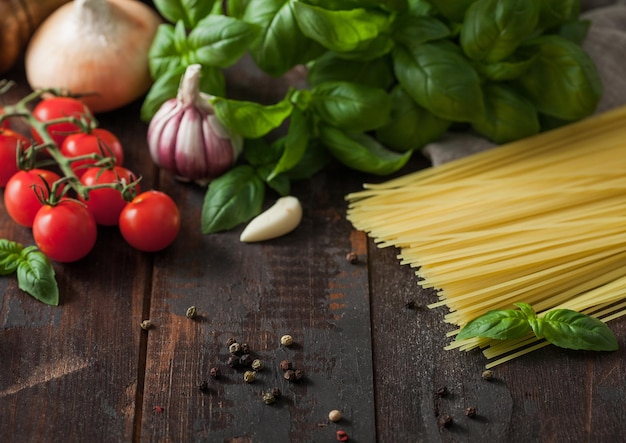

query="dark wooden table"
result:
[2,59,626,443]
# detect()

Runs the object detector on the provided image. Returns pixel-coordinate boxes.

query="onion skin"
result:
[25,0,161,113]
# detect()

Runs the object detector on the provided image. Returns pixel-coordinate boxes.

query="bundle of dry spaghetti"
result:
[346,105,626,368]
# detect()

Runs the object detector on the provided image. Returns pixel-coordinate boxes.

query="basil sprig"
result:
[456,302,618,352]
[0,239,59,306]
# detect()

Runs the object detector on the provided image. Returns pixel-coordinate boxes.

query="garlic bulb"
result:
[25,0,161,113]
[147,64,243,182]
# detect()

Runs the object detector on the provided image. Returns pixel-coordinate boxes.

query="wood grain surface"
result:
[2,56,626,443]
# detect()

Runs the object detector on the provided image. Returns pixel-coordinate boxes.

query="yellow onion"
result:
[25,0,161,113]
[147,64,243,182]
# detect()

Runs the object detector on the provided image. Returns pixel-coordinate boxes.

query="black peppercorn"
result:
[345,252,358,264]
[227,355,240,368]
[271,387,282,399]
[209,366,221,378]
[438,414,453,428]
[240,343,250,354]
[226,338,237,347]
[284,369,296,382]
[465,406,477,418]
[239,353,253,367]
[294,369,305,382]
[436,386,449,397]
[197,380,209,393]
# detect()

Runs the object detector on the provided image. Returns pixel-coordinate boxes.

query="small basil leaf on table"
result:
[201,165,265,234]
[456,308,532,341]
[0,239,24,275]
[539,309,619,351]
[17,246,59,306]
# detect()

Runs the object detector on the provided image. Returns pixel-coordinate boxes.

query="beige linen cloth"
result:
[423,0,626,166]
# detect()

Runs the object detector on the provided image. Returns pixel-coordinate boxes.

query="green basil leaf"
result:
[425,0,478,23]
[268,108,311,180]
[456,308,532,341]
[153,0,217,29]
[284,139,333,180]
[256,164,291,196]
[307,52,395,89]
[537,0,580,30]
[210,94,294,139]
[319,125,412,175]
[471,83,539,144]
[474,54,537,81]
[201,165,265,233]
[516,35,602,120]
[17,246,59,306]
[460,0,541,63]
[392,15,450,48]
[553,19,591,46]
[393,40,484,122]
[538,309,618,351]
[141,66,225,122]
[292,1,392,53]
[243,0,324,77]
[0,239,24,275]
[310,81,391,132]
[243,138,282,167]
[224,0,248,19]
[376,85,450,152]
[188,15,262,68]
[148,24,181,79]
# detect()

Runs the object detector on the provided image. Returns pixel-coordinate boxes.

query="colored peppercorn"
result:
[328,409,342,422]
[336,430,349,441]
[251,359,264,371]
[262,392,276,405]
[209,366,221,378]
[280,334,294,346]
[244,370,256,383]
[185,306,197,319]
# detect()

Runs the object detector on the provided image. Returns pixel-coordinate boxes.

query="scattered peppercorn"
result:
[436,386,449,397]
[465,406,477,418]
[185,306,197,319]
[140,320,152,330]
[438,414,453,428]
[482,370,494,381]
[336,430,349,441]
[197,380,210,393]
[251,359,264,371]
[271,387,282,399]
[226,338,237,347]
[280,334,294,346]
[239,353,253,367]
[227,355,240,368]
[209,366,221,378]
[284,369,296,382]
[294,369,305,382]
[262,392,276,405]
[345,252,358,264]
[328,409,342,422]
[243,370,256,383]
[280,360,292,371]
[153,406,164,413]
[229,342,242,355]
[240,343,250,354]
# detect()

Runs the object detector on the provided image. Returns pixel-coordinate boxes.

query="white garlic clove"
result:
[240,196,303,243]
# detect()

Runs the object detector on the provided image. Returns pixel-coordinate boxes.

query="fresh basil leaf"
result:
[376,85,450,152]
[537,0,580,30]
[141,66,226,122]
[292,1,392,53]
[310,81,391,132]
[243,138,282,167]
[516,35,602,120]
[307,52,395,90]
[553,19,591,45]
[17,246,59,306]
[201,165,265,233]
[319,125,412,175]
[224,0,248,18]
[392,15,450,48]
[210,94,294,139]
[267,108,311,180]
[153,0,217,29]
[284,139,333,180]
[474,54,537,81]
[537,309,618,351]
[256,164,291,196]
[0,239,24,275]
[471,83,539,143]
[188,15,262,68]
[456,308,532,341]
[393,40,484,122]
[425,0,478,23]
[461,0,541,63]
[148,24,181,79]
[243,0,324,77]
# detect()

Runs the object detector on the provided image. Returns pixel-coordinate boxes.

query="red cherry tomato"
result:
[61,128,124,177]
[32,199,97,263]
[0,129,31,187]
[32,97,92,146]
[119,190,180,252]
[3,169,61,227]
[79,166,140,226]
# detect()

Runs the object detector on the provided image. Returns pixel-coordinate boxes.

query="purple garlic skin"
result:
[147,64,242,182]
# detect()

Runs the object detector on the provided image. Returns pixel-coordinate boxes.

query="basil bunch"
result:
[0,239,59,306]
[143,0,602,233]
[457,302,618,352]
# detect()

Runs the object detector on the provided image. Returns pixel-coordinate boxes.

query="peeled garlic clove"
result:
[240,196,303,243]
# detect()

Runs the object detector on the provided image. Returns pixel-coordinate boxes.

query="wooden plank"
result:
[0,66,155,441]
[140,169,377,441]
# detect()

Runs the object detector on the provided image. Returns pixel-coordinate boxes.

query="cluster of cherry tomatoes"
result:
[0,96,180,263]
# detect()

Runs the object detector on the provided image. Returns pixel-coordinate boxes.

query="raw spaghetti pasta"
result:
[346,105,626,367]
